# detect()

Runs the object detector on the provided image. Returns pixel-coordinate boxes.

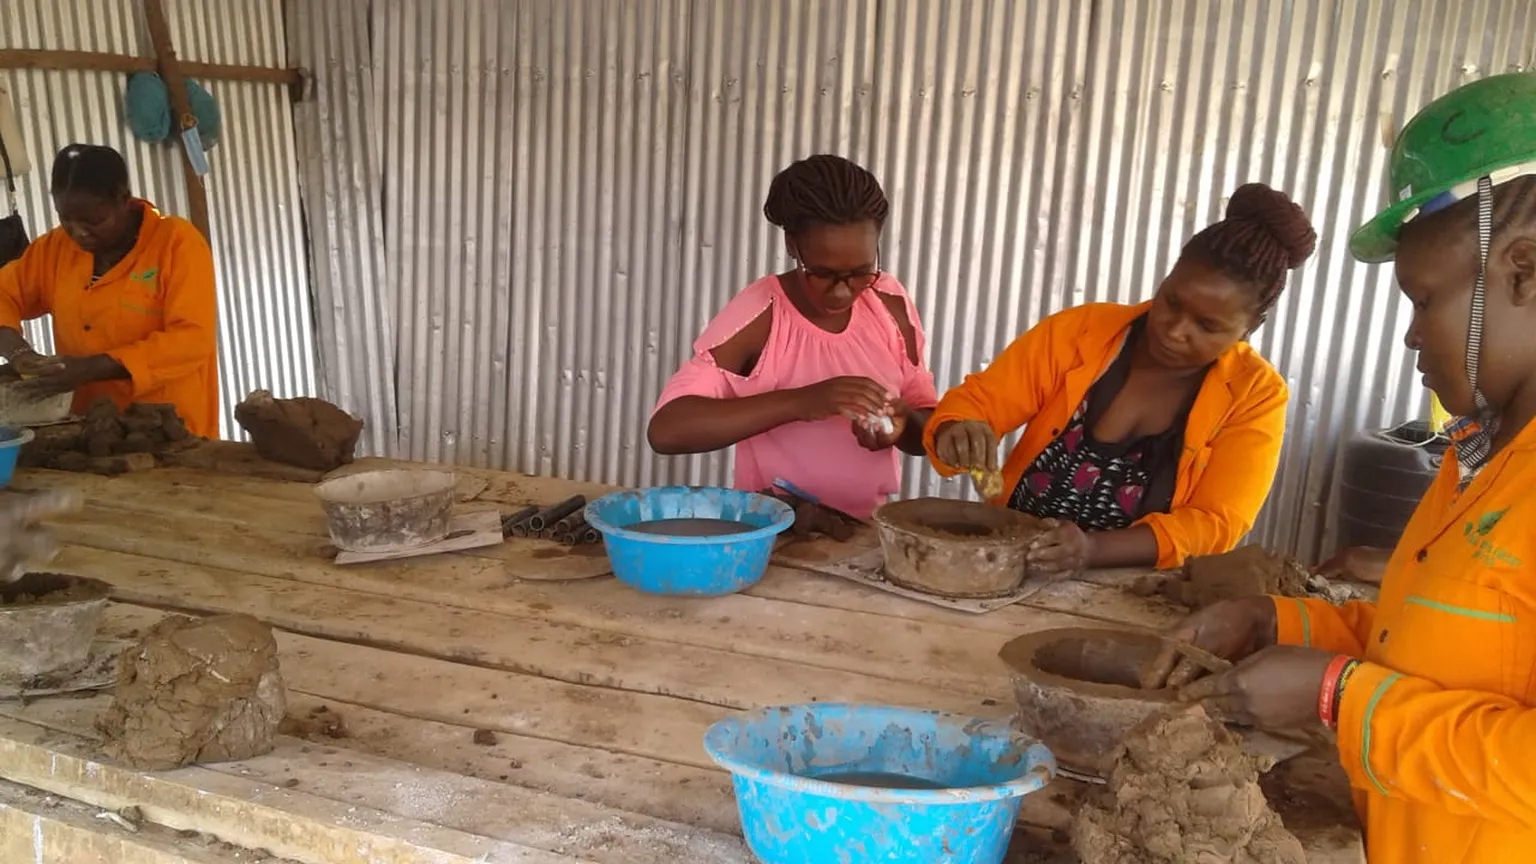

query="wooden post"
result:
[140,0,210,241]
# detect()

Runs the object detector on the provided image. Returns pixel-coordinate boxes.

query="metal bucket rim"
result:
[584,486,794,545]
[702,702,1057,804]
[313,468,457,506]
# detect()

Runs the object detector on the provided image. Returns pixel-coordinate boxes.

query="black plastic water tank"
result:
[1337,420,1448,550]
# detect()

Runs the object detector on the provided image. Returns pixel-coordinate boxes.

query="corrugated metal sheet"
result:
[288,0,396,455]
[295,0,1535,561]
[0,0,316,437]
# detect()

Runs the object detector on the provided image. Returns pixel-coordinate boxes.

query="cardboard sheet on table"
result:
[334,510,505,565]
[796,548,1055,614]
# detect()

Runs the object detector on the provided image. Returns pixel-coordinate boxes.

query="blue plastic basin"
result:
[704,703,1056,863]
[0,427,34,488]
[584,487,793,597]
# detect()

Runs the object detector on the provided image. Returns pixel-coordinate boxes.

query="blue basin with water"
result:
[0,427,34,488]
[704,703,1056,863]
[584,487,794,597]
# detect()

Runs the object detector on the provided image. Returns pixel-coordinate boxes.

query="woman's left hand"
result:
[1026,518,1095,576]
[1178,644,1335,730]
[17,355,116,399]
[852,401,907,451]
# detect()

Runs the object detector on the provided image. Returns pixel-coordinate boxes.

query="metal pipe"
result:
[554,512,588,535]
[579,526,602,545]
[527,495,585,533]
[500,505,539,538]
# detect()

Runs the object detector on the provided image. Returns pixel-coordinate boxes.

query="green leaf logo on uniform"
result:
[1475,509,1507,537]
[131,268,161,294]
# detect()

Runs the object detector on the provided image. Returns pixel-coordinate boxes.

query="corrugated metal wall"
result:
[0,0,316,438]
[293,0,1535,561]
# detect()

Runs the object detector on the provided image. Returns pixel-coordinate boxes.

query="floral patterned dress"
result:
[1007,318,1205,530]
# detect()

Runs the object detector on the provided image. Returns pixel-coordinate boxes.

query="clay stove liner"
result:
[314,468,457,553]
[871,497,1046,598]
[1003,627,1180,776]
[0,572,111,684]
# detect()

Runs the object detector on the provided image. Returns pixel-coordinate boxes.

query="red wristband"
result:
[1317,654,1353,729]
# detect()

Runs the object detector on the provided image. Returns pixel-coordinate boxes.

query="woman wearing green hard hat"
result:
[1143,72,1536,862]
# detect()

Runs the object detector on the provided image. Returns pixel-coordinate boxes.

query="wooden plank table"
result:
[0,457,1360,862]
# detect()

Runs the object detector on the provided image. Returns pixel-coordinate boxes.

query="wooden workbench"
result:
[0,457,1361,863]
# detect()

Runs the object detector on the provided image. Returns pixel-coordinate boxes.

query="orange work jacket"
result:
[0,201,219,437]
[1274,417,1536,863]
[923,301,1287,569]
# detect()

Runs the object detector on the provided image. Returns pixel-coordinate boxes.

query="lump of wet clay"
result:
[1163,545,1310,609]
[1071,706,1305,864]
[234,390,363,472]
[98,614,287,770]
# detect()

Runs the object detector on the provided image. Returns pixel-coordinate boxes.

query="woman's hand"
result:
[0,490,82,583]
[1177,645,1336,731]
[16,355,125,399]
[852,399,908,452]
[933,419,999,472]
[1026,518,1094,577]
[1140,596,1279,689]
[5,347,66,379]
[1313,546,1390,585]
[794,376,891,423]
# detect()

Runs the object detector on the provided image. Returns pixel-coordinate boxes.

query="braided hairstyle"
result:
[1181,183,1317,315]
[50,144,130,201]
[763,155,889,235]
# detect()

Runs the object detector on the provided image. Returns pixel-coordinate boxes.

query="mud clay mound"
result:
[235,390,363,472]
[1071,706,1305,864]
[1163,545,1309,609]
[98,614,287,770]
[20,398,192,474]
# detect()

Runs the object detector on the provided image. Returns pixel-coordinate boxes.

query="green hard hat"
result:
[1350,71,1536,263]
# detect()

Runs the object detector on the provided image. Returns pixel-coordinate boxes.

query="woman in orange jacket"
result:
[924,183,1316,574]
[0,144,219,437]
[1151,73,1536,863]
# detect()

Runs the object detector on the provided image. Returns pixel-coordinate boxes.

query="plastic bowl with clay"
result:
[585,486,793,597]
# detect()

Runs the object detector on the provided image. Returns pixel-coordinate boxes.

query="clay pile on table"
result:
[1154,545,1375,609]
[235,389,363,472]
[1071,705,1305,864]
[20,398,192,474]
[98,614,286,770]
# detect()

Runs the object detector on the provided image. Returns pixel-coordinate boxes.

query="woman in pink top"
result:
[648,155,939,519]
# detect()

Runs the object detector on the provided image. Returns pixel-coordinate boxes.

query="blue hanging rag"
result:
[123,71,222,149]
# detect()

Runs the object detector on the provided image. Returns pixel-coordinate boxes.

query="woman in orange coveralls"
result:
[0,144,218,437]
[924,184,1316,577]
[1148,72,1536,863]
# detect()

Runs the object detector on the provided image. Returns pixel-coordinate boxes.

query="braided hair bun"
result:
[1184,183,1317,313]
[763,155,889,235]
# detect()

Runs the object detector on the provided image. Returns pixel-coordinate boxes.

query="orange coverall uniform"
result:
[1273,418,1536,862]
[0,201,219,437]
[923,301,1287,569]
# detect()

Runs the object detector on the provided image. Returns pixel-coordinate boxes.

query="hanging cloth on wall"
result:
[0,119,28,268]
[123,71,222,149]
[0,81,31,177]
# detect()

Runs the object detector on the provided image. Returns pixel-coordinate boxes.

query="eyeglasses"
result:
[796,262,882,293]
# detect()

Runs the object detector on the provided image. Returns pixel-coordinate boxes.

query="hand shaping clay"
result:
[98,614,286,770]
[1164,545,1310,609]
[1071,705,1306,864]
